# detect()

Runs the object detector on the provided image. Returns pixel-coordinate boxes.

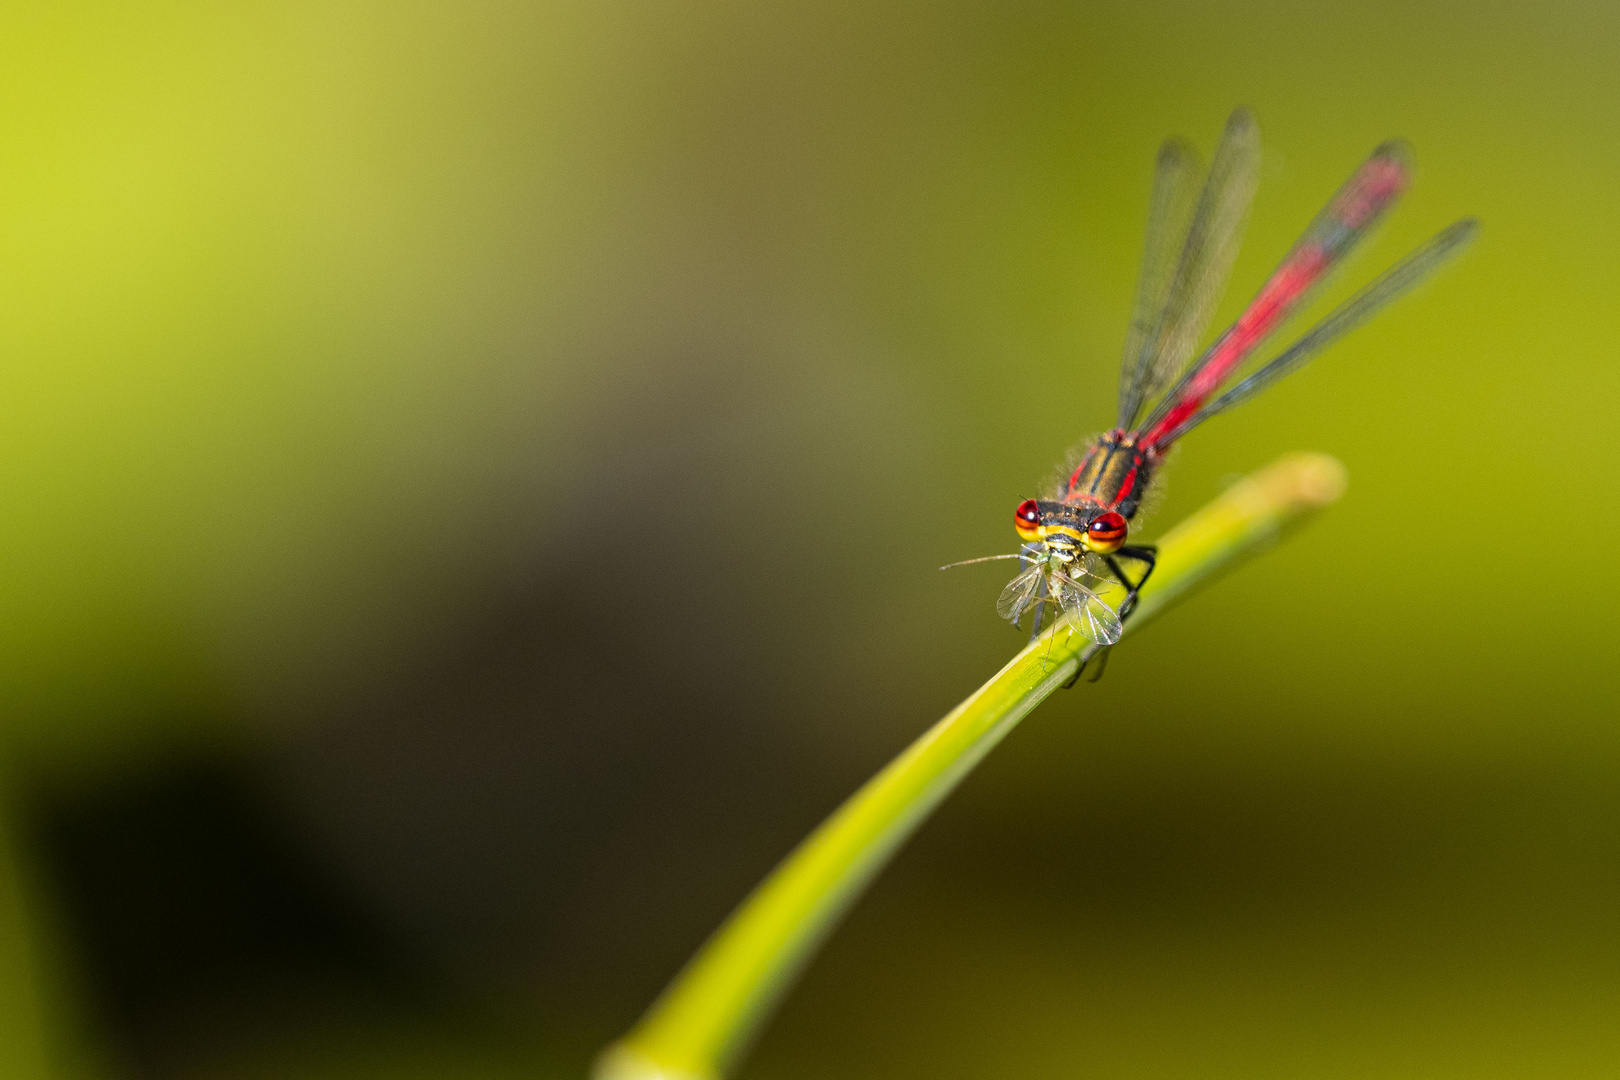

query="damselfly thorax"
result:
[1062,430,1157,518]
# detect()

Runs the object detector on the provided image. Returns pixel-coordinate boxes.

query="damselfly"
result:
[946,109,1476,675]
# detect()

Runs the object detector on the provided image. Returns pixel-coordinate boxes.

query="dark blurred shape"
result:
[17,755,425,1075]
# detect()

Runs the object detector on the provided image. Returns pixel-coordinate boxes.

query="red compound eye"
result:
[1013,499,1041,541]
[1085,511,1128,553]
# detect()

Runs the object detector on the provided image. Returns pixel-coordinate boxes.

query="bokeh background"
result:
[0,0,1614,1077]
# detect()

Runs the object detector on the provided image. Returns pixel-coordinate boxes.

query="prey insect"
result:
[945,108,1475,679]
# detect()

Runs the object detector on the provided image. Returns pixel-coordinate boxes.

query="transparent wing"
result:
[996,564,1048,627]
[1117,108,1261,430]
[1063,552,1119,594]
[1137,140,1414,449]
[1050,565,1124,646]
[1154,218,1478,445]
[1115,138,1202,429]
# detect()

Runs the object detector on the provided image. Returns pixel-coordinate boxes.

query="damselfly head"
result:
[1011,500,1130,556]
[946,509,1125,646]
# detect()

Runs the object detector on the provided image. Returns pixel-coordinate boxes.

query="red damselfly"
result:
[946,109,1476,678]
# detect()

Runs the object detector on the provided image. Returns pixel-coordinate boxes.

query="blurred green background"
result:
[0,0,1614,1077]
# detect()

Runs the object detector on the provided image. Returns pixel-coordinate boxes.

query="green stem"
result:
[595,452,1347,1080]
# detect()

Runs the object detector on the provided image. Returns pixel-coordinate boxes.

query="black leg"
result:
[1027,575,1048,642]
[1106,544,1157,621]
[1062,545,1157,690]
[1063,644,1111,688]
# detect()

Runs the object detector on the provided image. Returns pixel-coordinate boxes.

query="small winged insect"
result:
[945,108,1476,677]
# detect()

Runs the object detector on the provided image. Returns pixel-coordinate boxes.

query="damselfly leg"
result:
[1108,545,1158,620]
[1064,544,1157,687]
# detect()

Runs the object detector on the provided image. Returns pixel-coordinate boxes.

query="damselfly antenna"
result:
[939,553,1025,570]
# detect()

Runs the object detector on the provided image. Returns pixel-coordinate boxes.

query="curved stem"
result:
[595,452,1348,1080]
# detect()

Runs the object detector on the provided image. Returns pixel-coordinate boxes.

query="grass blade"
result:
[595,451,1348,1080]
